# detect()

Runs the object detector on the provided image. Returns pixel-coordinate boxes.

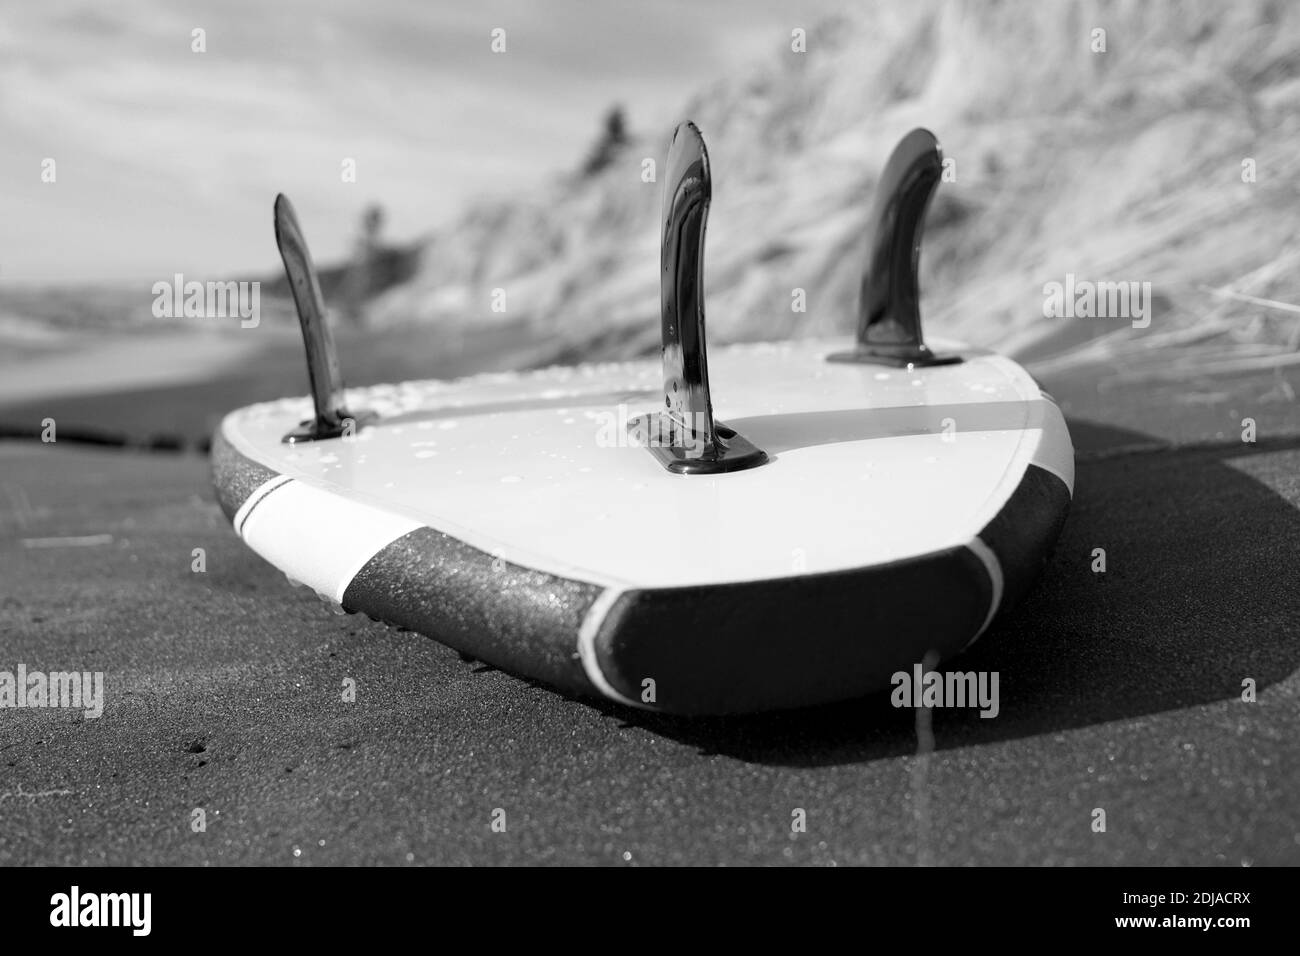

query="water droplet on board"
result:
[501,475,522,483]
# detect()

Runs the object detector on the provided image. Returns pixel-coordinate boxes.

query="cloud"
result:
[0,0,842,280]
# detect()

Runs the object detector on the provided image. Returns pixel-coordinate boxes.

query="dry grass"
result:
[371,0,1300,378]
[5,1,1298,385]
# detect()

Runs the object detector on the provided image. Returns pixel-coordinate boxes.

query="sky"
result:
[0,0,841,283]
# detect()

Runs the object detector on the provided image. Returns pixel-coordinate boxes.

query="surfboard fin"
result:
[274,194,377,443]
[829,128,962,368]
[637,122,768,475]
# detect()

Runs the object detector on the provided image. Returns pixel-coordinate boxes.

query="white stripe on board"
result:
[235,477,421,604]
[233,475,292,535]
[1030,397,1075,496]
[576,588,649,709]
[962,537,1005,650]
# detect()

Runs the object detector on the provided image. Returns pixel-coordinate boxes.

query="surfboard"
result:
[212,124,1074,714]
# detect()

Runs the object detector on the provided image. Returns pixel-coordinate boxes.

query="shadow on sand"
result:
[589,419,1300,767]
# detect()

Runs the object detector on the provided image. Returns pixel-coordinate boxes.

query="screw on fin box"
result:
[274,193,376,443]
[635,122,768,475]
[828,128,962,368]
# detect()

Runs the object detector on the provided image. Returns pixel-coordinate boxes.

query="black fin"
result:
[274,194,376,442]
[828,129,962,367]
[637,122,767,475]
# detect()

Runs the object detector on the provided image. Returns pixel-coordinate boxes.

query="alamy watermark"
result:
[50,887,150,936]
[891,662,999,718]
[594,405,708,458]
[0,665,104,718]
[152,273,260,328]
[1042,273,1152,329]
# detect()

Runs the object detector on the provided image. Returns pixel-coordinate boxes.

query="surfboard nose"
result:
[828,128,962,368]
[273,193,376,443]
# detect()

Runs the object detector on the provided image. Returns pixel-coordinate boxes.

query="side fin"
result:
[829,129,962,367]
[274,194,376,442]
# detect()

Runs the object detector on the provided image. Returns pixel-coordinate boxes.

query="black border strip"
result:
[589,464,1070,713]
[211,430,281,520]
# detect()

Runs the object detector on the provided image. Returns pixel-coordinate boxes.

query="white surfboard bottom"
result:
[220,338,1074,592]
